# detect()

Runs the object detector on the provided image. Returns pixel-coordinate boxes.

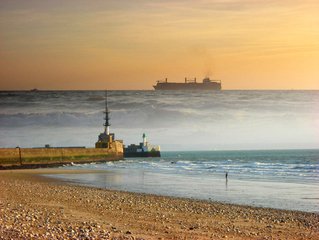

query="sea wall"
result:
[0,141,123,169]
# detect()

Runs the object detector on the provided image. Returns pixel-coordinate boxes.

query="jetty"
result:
[0,91,123,169]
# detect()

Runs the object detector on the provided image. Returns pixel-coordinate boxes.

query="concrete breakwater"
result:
[0,90,125,169]
[0,142,123,169]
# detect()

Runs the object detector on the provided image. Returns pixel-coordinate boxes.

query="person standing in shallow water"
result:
[225,171,229,189]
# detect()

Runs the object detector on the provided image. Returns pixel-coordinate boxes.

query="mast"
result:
[103,90,110,135]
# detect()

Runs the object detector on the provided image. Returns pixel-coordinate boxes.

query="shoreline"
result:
[41,165,319,214]
[1,169,318,239]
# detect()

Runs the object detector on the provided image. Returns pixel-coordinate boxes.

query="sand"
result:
[0,169,318,239]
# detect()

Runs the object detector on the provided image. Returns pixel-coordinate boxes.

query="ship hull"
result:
[153,82,221,90]
[124,151,161,158]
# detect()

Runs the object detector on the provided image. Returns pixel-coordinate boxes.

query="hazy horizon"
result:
[1,90,318,151]
[1,88,319,92]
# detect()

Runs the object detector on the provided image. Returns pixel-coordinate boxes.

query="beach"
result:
[0,169,318,239]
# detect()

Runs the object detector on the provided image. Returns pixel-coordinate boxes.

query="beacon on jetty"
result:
[124,133,161,158]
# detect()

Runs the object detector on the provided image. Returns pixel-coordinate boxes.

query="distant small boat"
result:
[30,88,39,92]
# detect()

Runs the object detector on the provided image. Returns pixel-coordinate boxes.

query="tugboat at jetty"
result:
[153,77,221,90]
[124,133,161,158]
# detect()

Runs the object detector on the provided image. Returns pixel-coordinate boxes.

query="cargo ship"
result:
[153,77,221,91]
[124,133,161,158]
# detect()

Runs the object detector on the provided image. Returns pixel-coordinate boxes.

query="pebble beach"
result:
[0,169,318,240]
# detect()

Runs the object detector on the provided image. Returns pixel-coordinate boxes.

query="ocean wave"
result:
[0,112,100,127]
[87,96,105,101]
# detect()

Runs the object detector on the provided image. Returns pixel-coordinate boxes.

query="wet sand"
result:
[0,169,318,239]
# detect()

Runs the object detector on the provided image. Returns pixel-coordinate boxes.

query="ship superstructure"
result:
[124,133,161,158]
[153,77,221,90]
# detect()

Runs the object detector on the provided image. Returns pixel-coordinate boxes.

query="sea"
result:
[0,90,318,212]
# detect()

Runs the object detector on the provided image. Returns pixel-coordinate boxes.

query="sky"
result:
[0,0,318,90]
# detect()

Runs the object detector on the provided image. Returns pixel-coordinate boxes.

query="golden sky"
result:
[0,0,318,90]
